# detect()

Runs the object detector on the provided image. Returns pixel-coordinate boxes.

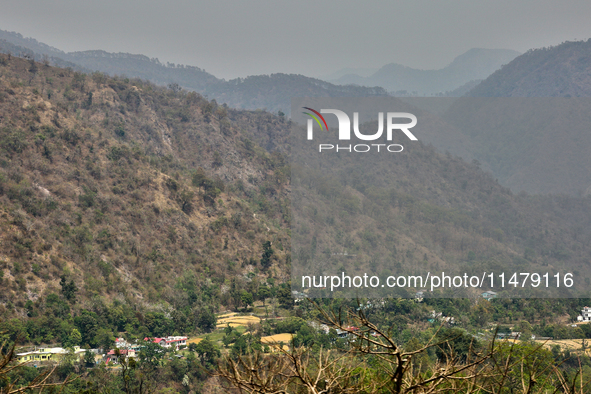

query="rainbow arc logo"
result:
[302,107,328,132]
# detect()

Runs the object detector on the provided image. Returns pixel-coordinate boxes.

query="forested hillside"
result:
[3,54,591,318]
[467,40,591,97]
[291,118,591,298]
[0,55,292,328]
[3,46,591,394]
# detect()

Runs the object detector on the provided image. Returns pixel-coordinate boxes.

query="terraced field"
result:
[216,313,261,328]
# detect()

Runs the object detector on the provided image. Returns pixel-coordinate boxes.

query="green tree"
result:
[230,334,260,358]
[28,58,38,74]
[192,167,207,190]
[83,349,95,367]
[74,311,99,346]
[241,291,254,310]
[94,328,115,352]
[139,341,164,368]
[517,320,533,340]
[197,309,216,332]
[175,188,195,214]
[258,285,271,306]
[194,338,220,367]
[212,151,223,167]
[72,72,86,91]
[59,275,78,302]
[277,286,293,310]
[260,241,274,269]
[69,328,82,346]
[202,178,221,205]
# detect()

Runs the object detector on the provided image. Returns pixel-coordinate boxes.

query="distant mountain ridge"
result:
[328,48,521,95]
[466,40,591,97]
[1,40,87,72]
[0,30,67,58]
[317,67,378,81]
[5,28,591,196]
[437,40,591,195]
[0,29,386,114]
[68,50,219,91]
[204,73,387,114]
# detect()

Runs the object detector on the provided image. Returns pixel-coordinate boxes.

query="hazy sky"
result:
[1,0,590,80]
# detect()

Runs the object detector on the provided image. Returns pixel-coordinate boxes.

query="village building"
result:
[292,290,308,302]
[496,331,521,340]
[16,346,87,364]
[114,337,142,351]
[144,336,188,350]
[415,291,425,302]
[577,306,591,322]
[105,349,136,364]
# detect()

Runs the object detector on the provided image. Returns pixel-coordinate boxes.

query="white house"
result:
[577,306,591,322]
[145,336,188,350]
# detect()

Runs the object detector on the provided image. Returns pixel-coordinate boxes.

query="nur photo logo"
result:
[302,107,418,153]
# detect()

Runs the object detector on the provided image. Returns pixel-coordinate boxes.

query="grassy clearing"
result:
[534,339,591,354]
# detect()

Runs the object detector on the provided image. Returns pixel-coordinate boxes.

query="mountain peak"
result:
[327,48,520,95]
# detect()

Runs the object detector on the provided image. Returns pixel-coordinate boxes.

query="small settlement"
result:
[16,336,188,366]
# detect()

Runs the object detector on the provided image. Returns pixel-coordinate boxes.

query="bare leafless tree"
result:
[218,345,374,394]
[217,301,591,394]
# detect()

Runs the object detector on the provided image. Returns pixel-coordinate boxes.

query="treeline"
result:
[0,272,297,348]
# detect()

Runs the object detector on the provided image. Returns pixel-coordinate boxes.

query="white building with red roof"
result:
[144,336,188,350]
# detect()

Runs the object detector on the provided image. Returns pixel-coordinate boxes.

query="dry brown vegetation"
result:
[218,304,591,393]
[0,54,291,314]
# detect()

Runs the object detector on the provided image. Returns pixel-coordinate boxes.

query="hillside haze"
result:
[432,39,591,195]
[327,48,520,95]
[467,40,591,97]
[0,29,387,115]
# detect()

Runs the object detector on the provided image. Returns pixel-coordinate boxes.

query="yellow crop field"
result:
[261,333,293,344]
[260,333,292,352]
[216,315,261,328]
[217,312,237,319]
